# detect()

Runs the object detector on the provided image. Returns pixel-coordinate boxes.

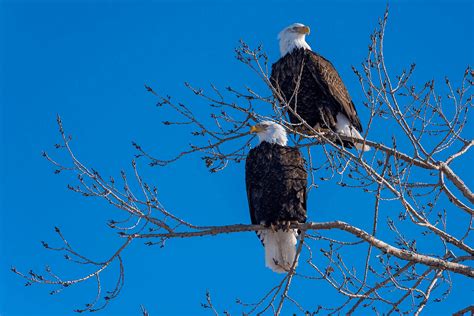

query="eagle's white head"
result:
[278,23,311,57]
[250,121,288,146]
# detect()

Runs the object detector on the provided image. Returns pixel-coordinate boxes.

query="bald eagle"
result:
[246,121,307,273]
[270,23,370,151]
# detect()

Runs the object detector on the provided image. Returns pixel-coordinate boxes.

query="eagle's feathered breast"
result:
[270,48,362,132]
[245,142,307,226]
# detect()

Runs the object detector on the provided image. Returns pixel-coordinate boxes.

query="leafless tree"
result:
[13,9,473,315]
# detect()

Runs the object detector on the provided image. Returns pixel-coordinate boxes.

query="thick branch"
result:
[439,162,474,204]
[133,221,474,277]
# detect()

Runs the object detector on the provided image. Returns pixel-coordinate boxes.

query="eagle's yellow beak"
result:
[250,125,262,133]
[297,26,310,35]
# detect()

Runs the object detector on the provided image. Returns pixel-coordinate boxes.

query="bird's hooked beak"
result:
[250,125,263,134]
[296,25,310,35]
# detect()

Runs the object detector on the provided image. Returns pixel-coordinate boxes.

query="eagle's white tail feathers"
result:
[259,229,298,273]
[335,113,370,152]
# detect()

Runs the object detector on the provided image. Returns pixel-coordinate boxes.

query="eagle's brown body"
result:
[270,48,363,147]
[245,141,307,227]
[245,140,307,273]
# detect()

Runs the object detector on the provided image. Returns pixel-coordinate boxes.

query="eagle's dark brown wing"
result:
[306,50,362,131]
[270,48,363,133]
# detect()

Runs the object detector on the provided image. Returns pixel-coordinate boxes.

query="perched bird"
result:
[270,23,370,151]
[246,121,307,273]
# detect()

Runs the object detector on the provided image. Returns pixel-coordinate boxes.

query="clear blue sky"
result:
[1,0,473,315]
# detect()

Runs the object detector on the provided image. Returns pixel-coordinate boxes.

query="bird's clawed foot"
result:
[289,220,300,230]
[282,221,291,232]
[267,221,300,232]
[281,221,299,231]
[270,223,278,232]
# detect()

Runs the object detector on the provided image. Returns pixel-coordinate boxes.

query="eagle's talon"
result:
[277,221,284,231]
[270,223,277,232]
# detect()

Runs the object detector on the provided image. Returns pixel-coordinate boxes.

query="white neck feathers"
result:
[257,122,288,146]
[278,32,311,57]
